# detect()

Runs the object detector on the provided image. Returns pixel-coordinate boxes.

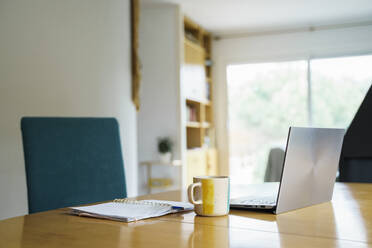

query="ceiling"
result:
[141,0,372,36]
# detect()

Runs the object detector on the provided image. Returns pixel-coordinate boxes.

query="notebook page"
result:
[71,202,172,222]
[142,200,194,210]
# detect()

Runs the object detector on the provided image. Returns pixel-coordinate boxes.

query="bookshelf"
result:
[138,5,219,192]
[184,17,214,149]
[183,16,218,184]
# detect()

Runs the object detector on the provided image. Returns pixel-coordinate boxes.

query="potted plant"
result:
[158,137,173,163]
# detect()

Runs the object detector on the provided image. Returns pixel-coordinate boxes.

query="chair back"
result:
[21,117,127,213]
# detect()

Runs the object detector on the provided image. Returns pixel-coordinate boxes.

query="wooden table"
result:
[1,183,371,247]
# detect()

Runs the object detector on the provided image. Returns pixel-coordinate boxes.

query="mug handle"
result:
[187,182,202,205]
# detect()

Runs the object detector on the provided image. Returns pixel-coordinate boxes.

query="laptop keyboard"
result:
[241,198,276,205]
[232,196,276,206]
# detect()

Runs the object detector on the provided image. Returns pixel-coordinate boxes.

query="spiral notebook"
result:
[70,199,194,222]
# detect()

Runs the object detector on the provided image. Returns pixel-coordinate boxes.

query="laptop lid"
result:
[275,127,345,214]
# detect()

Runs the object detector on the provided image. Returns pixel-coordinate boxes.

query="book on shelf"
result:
[186,105,197,122]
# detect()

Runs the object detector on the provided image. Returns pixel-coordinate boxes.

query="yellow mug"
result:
[187,176,230,216]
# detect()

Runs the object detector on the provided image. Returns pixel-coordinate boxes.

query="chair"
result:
[21,117,127,213]
[264,147,285,182]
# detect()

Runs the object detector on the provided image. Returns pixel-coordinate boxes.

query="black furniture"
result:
[339,86,372,182]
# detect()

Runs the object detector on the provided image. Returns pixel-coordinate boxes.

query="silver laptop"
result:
[230,127,345,214]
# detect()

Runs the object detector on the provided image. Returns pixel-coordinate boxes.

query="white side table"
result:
[140,160,182,193]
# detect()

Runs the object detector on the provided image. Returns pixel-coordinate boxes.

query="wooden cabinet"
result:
[187,148,218,185]
[186,150,207,185]
[206,148,218,176]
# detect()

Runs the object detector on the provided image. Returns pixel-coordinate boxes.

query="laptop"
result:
[230,127,345,214]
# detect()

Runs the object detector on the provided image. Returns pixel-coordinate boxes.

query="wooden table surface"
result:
[0,183,371,248]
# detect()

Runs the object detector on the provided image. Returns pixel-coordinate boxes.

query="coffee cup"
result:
[187,176,230,216]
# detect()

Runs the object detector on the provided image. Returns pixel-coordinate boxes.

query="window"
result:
[227,54,372,184]
[311,56,372,128]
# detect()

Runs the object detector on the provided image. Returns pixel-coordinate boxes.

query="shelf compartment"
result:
[186,127,203,148]
[184,16,203,46]
[186,100,200,122]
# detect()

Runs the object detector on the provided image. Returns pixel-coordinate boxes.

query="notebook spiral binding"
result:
[113,199,171,207]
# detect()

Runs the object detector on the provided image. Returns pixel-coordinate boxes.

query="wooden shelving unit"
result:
[138,5,219,191]
[183,16,218,184]
[184,17,214,149]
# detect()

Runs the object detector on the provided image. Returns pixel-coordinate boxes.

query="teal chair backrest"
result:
[21,117,127,213]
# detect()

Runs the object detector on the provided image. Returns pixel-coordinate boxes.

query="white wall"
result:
[137,4,184,195]
[213,24,372,175]
[0,0,137,220]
